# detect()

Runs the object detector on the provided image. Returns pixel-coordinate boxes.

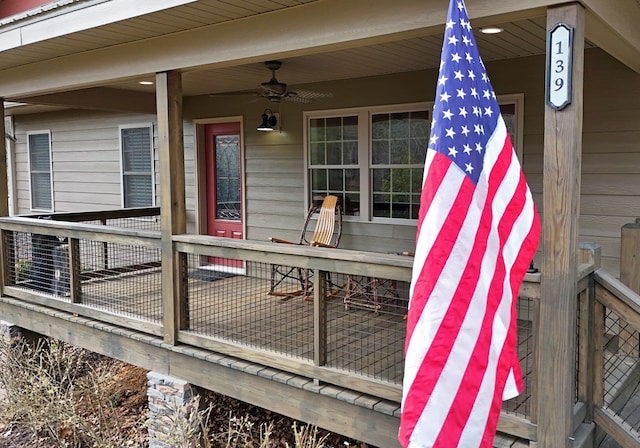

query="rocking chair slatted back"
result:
[310,195,340,247]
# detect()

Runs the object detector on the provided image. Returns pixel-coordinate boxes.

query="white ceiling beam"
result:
[0,0,562,98]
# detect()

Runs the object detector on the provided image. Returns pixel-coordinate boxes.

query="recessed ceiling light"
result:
[480,27,504,34]
[138,81,154,85]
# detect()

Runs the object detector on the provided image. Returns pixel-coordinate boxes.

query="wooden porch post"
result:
[0,100,8,293]
[537,3,585,447]
[156,71,187,345]
[0,101,7,218]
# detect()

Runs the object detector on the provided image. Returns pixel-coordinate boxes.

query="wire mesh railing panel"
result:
[327,274,408,384]
[6,230,71,299]
[502,296,535,418]
[104,216,160,231]
[601,308,640,435]
[80,239,162,323]
[186,258,314,360]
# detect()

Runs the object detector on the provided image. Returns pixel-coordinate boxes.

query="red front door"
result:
[205,122,243,270]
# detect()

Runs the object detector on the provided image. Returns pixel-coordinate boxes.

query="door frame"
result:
[193,116,246,241]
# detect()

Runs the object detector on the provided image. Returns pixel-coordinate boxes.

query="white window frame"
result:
[27,130,53,212]
[304,95,524,223]
[119,123,156,209]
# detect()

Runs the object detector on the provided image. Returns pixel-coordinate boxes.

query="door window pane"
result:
[215,134,241,220]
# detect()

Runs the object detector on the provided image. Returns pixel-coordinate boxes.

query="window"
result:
[308,116,360,214]
[120,124,154,208]
[28,131,53,211]
[306,97,522,222]
[371,110,429,219]
[306,103,430,222]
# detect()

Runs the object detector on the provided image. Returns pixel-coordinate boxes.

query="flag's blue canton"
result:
[429,0,500,186]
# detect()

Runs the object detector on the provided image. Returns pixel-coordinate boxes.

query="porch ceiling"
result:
[0,0,554,101]
[0,0,635,107]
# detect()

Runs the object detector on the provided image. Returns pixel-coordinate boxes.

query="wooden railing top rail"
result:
[0,216,161,247]
[16,206,160,222]
[594,268,640,318]
[174,233,415,282]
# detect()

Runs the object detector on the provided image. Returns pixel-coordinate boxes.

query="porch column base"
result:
[146,372,198,448]
[0,319,21,342]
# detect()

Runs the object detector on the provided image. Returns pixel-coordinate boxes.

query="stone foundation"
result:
[146,372,199,448]
[0,320,20,342]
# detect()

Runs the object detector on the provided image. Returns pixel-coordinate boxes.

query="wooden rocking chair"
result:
[268,195,343,300]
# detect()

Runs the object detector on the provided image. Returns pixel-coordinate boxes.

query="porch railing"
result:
[5,213,638,444]
[592,269,640,447]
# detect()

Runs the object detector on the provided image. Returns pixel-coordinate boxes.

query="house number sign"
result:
[546,22,573,110]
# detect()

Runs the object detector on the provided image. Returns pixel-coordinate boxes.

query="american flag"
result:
[398,1,540,447]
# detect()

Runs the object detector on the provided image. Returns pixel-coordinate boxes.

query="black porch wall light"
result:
[257,109,278,132]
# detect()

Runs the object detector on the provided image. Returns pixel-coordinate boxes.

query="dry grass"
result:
[0,337,371,448]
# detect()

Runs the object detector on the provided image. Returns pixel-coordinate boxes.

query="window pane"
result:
[343,116,358,140]
[31,172,51,210]
[373,193,390,218]
[372,167,389,190]
[410,138,427,164]
[390,112,410,139]
[410,110,430,139]
[311,169,327,190]
[372,140,389,165]
[345,168,359,191]
[122,128,152,171]
[124,175,153,207]
[310,142,325,165]
[28,134,51,171]
[372,114,389,139]
[390,140,409,164]
[343,140,358,165]
[345,192,360,216]
[328,169,344,191]
[309,118,325,142]
[326,142,341,165]
[215,134,241,220]
[325,117,342,141]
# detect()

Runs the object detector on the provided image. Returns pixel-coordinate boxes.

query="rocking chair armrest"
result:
[269,237,298,244]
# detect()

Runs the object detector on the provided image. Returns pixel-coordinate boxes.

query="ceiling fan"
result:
[215,60,332,104]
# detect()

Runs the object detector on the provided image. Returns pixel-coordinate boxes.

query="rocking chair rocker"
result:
[268,195,343,300]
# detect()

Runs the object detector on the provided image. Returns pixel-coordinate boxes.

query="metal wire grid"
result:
[7,231,71,298]
[326,275,408,384]
[502,297,535,418]
[185,258,314,360]
[7,230,162,322]
[79,239,162,322]
[104,216,161,231]
[601,309,640,434]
